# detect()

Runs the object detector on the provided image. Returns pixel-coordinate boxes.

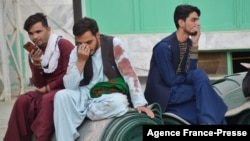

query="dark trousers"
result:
[167,69,228,124]
[4,90,58,141]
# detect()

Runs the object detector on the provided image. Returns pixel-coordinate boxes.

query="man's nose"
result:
[32,33,39,39]
[196,20,200,26]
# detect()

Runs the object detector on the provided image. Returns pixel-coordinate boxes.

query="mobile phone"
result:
[23,42,37,52]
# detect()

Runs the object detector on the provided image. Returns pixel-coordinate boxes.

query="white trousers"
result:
[53,89,129,141]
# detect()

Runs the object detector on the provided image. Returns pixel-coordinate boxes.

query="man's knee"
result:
[95,93,128,110]
[15,94,29,107]
[110,93,128,106]
[54,90,70,104]
[88,93,129,120]
[191,69,209,80]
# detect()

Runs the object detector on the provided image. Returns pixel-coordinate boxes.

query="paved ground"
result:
[0,86,34,141]
[0,97,16,140]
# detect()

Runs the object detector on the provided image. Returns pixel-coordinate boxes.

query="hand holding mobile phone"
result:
[23,42,37,53]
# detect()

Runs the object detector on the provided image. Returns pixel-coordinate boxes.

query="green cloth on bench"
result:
[90,77,129,98]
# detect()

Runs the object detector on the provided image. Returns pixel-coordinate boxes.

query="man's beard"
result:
[90,36,99,56]
[184,28,197,36]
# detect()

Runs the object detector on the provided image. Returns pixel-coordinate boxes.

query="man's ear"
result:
[47,26,51,32]
[178,19,185,28]
[96,32,100,39]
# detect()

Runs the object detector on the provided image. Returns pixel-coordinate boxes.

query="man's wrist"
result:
[46,85,50,92]
[32,61,41,67]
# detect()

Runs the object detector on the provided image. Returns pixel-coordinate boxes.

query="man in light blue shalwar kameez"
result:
[53,17,154,141]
